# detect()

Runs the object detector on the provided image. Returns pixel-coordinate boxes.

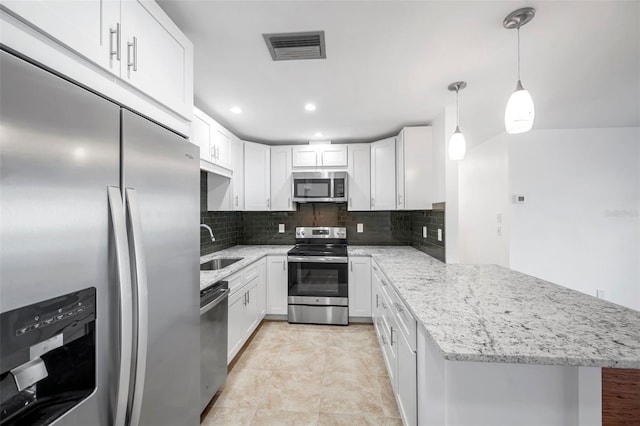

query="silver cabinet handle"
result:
[127,36,137,72]
[125,188,149,426]
[398,194,403,205]
[243,292,247,306]
[107,187,132,426]
[282,260,285,270]
[350,261,353,272]
[371,197,374,208]
[266,198,270,208]
[375,294,379,308]
[349,197,352,205]
[110,23,121,60]
[211,147,216,160]
[390,326,396,346]
[235,195,239,206]
[247,290,250,304]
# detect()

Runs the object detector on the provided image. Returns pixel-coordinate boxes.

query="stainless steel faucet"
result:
[200,224,215,242]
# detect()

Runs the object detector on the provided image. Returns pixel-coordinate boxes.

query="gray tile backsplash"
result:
[200,172,445,261]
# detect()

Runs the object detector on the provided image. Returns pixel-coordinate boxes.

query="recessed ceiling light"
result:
[304,103,316,111]
[230,106,242,114]
[314,132,323,137]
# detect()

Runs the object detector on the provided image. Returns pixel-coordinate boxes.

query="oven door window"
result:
[293,179,331,199]
[288,261,348,298]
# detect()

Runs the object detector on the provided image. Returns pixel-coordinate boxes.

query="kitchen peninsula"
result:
[201,245,640,425]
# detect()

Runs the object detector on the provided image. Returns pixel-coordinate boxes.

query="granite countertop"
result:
[200,245,291,291]
[349,246,640,369]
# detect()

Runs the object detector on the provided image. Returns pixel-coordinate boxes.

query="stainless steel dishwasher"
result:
[200,280,229,412]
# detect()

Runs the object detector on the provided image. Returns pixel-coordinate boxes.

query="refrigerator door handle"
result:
[107,186,133,426]
[125,188,149,426]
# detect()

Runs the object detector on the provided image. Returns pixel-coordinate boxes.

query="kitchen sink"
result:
[200,258,243,271]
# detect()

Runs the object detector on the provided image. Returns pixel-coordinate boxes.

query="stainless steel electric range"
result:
[287,227,348,325]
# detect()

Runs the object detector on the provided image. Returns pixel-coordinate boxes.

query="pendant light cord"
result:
[517,26,521,81]
[456,88,460,127]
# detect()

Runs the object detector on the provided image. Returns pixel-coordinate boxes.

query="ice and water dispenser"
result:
[0,288,96,425]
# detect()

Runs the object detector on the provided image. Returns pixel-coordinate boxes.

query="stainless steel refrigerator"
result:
[0,49,200,425]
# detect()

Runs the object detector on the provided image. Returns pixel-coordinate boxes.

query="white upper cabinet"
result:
[292,144,347,168]
[396,126,433,210]
[192,108,212,162]
[292,145,318,168]
[120,1,192,119]
[347,144,371,211]
[1,0,121,76]
[244,142,271,211]
[370,137,397,210]
[320,145,348,167]
[270,146,294,211]
[3,0,194,121]
[193,107,233,175]
[232,138,245,211]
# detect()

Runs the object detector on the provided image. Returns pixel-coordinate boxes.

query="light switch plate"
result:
[422,226,427,238]
[437,228,443,241]
[357,223,363,233]
[278,224,285,233]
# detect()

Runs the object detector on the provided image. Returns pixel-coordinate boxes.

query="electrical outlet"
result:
[437,228,442,241]
[497,226,502,236]
[422,226,427,238]
[357,223,363,233]
[596,289,605,299]
[278,224,285,233]
[513,194,526,204]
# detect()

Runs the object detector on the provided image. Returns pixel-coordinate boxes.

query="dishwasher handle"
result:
[200,289,230,315]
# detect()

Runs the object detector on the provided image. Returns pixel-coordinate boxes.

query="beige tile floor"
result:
[201,321,403,426]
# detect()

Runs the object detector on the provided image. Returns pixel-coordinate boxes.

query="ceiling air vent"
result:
[263,31,326,61]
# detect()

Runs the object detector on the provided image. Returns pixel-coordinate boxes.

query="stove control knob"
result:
[299,230,305,237]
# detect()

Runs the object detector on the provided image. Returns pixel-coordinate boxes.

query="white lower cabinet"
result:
[266,255,288,315]
[371,260,417,426]
[348,257,371,317]
[226,257,267,364]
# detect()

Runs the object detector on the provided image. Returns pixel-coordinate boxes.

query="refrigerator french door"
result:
[0,49,199,426]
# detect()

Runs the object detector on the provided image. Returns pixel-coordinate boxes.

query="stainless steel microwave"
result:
[291,171,347,203]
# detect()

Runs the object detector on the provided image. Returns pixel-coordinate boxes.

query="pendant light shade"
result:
[505,80,535,134]
[447,81,467,160]
[448,126,466,160]
[503,7,536,135]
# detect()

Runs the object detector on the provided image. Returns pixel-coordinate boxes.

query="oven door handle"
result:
[287,256,348,264]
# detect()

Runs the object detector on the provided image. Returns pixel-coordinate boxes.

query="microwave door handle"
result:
[125,188,149,426]
[107,187,133,426]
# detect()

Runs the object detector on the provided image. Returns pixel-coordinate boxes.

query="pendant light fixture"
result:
[503,7,536,134]
[448,81,467,160]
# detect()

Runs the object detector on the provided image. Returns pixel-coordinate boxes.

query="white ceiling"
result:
[158,0,640,147]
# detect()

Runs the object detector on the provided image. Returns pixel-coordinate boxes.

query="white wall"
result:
[432,110,446,203]
[459,134,510,266]
[443,106,460,264]
[508,127,639,310]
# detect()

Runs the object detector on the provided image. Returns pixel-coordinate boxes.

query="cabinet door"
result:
[396,130,405,210]
[244,142,270,211]
[348,257,372,317]
[403,126,433,210]
[211,124,232,170]
[245,277,260,336]
[270,146,293,211]
[267,256,288,315]
[232,138,245,210]
[397,330,418,426]
[192,109,212,162]
[2,0,121,76]
[320,145,347,167]
[292,145,318,168]
[227,288,247,364]
[370,137,396,210]
[347,144,371,211]
[256,259,267,319]
[120,0,192,119]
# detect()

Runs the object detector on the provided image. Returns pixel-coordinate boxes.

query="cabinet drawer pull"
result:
[127,37,138,72]
[110,23,121,60]
[390,327,396,346]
